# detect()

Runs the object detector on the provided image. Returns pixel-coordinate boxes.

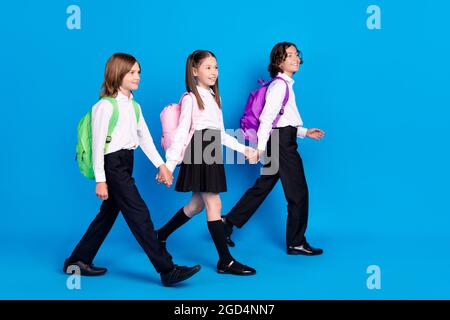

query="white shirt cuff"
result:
[94,170,106,183]
[297,126,308,139]
[166,160,178,173]
[236,143,246,154]
[152,157,165,169]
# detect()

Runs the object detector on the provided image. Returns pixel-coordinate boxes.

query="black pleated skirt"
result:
[175,129,227,193]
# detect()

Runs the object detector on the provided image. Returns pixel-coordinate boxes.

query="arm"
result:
[256,80,286,151]
[165,95,194,172]
[92,100,113,183]
[220,114,246,154]
[136,105,165,169]
[297,126,308,138]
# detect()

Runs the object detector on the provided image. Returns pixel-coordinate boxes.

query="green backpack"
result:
[76,97,141,179]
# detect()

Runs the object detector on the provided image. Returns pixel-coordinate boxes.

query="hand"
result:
[244,147,257,164]
[156,164,173,187]
[306,128,325,140]
[96,182,109,201]
[245,147,263,164]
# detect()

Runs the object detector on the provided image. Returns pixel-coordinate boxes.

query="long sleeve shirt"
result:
[166,86,246,172]
[257,72,308,151]
[92,91,164,182]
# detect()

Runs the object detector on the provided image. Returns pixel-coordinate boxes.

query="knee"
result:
[184,203,205,217]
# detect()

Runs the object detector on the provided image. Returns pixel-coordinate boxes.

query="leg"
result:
[69,196,120,264]
[107,174,174,273]
[184,192,205,217]
[157,193,204,241]
[225,167,279,228]
[201,193,256,275]
[278,144,309,248]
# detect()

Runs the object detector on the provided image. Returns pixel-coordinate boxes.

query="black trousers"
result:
[69,149,174,273]
[226,126,309,247]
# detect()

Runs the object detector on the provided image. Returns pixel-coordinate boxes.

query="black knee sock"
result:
[157,208,191,241]
[207,220,234,264]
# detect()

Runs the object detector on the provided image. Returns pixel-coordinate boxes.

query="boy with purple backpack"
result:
[222,42,326,256]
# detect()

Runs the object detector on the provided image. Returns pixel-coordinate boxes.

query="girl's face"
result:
[279,46,302,76]
[121,62,141,92]
[193,56,218,89]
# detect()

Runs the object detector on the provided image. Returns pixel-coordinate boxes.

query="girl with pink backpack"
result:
[156,50,257,276]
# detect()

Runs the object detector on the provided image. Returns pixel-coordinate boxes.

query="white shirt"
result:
[257,72,308,151]
[166,86,246,172]
[92,91,164,182]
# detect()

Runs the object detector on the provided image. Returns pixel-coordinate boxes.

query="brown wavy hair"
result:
[268,42,301,78]
[185,50,221,110]
[100,53,140,98]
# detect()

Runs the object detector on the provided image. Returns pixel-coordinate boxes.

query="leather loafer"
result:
[63,259,107,276]
[160,265,201,287]
[287,242,323,256]
[221,218,235,247]
[217,260,256,276]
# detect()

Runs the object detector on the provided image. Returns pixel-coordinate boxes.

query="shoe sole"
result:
[287,250,323,256]
[217,269,256,276]
[63,269,107,276]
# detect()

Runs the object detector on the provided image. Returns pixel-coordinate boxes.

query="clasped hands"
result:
[155,165,174,187]
[244,147,263,164]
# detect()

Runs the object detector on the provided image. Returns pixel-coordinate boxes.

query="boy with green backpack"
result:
[67,53,201,287]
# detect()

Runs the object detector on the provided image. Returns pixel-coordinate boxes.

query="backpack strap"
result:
[131,100,141,123]
[101,97,119,153]
[270,76,290,128]
[177,92,201,162]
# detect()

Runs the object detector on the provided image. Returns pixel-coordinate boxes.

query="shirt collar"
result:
[196,85,215,98]
[116,90,134,102]
[277,72,295,85]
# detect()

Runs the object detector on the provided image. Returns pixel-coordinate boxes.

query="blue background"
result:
[0,0,449,299]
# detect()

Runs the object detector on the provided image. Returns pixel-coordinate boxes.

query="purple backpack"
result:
[240,76,289,144]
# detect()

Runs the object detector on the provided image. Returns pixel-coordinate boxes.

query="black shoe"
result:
[160,265,201,287]
[221,217,235,247]
[217,260,256,276]
[156,230,173,259]
[63,259,107,276]
[287,242,323,256]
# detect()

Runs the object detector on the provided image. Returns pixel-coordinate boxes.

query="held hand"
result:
[245,147,262,164]
[96,182,109,201]
[244,147,257,164]
[306,128,325,140]
[157,164,174,187]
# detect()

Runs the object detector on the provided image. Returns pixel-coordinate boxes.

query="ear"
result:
[192,67,198,77]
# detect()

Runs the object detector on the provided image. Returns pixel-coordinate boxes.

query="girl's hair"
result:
[268,42,301,78]
[100,53,140,98]
[185,50,221,110]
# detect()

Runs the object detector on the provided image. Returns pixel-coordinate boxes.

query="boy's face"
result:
[279,46,302,75]
[193,56,219,88]
[121,62,141,91]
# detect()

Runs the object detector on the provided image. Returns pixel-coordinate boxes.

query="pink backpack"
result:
[160,92,201,162]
